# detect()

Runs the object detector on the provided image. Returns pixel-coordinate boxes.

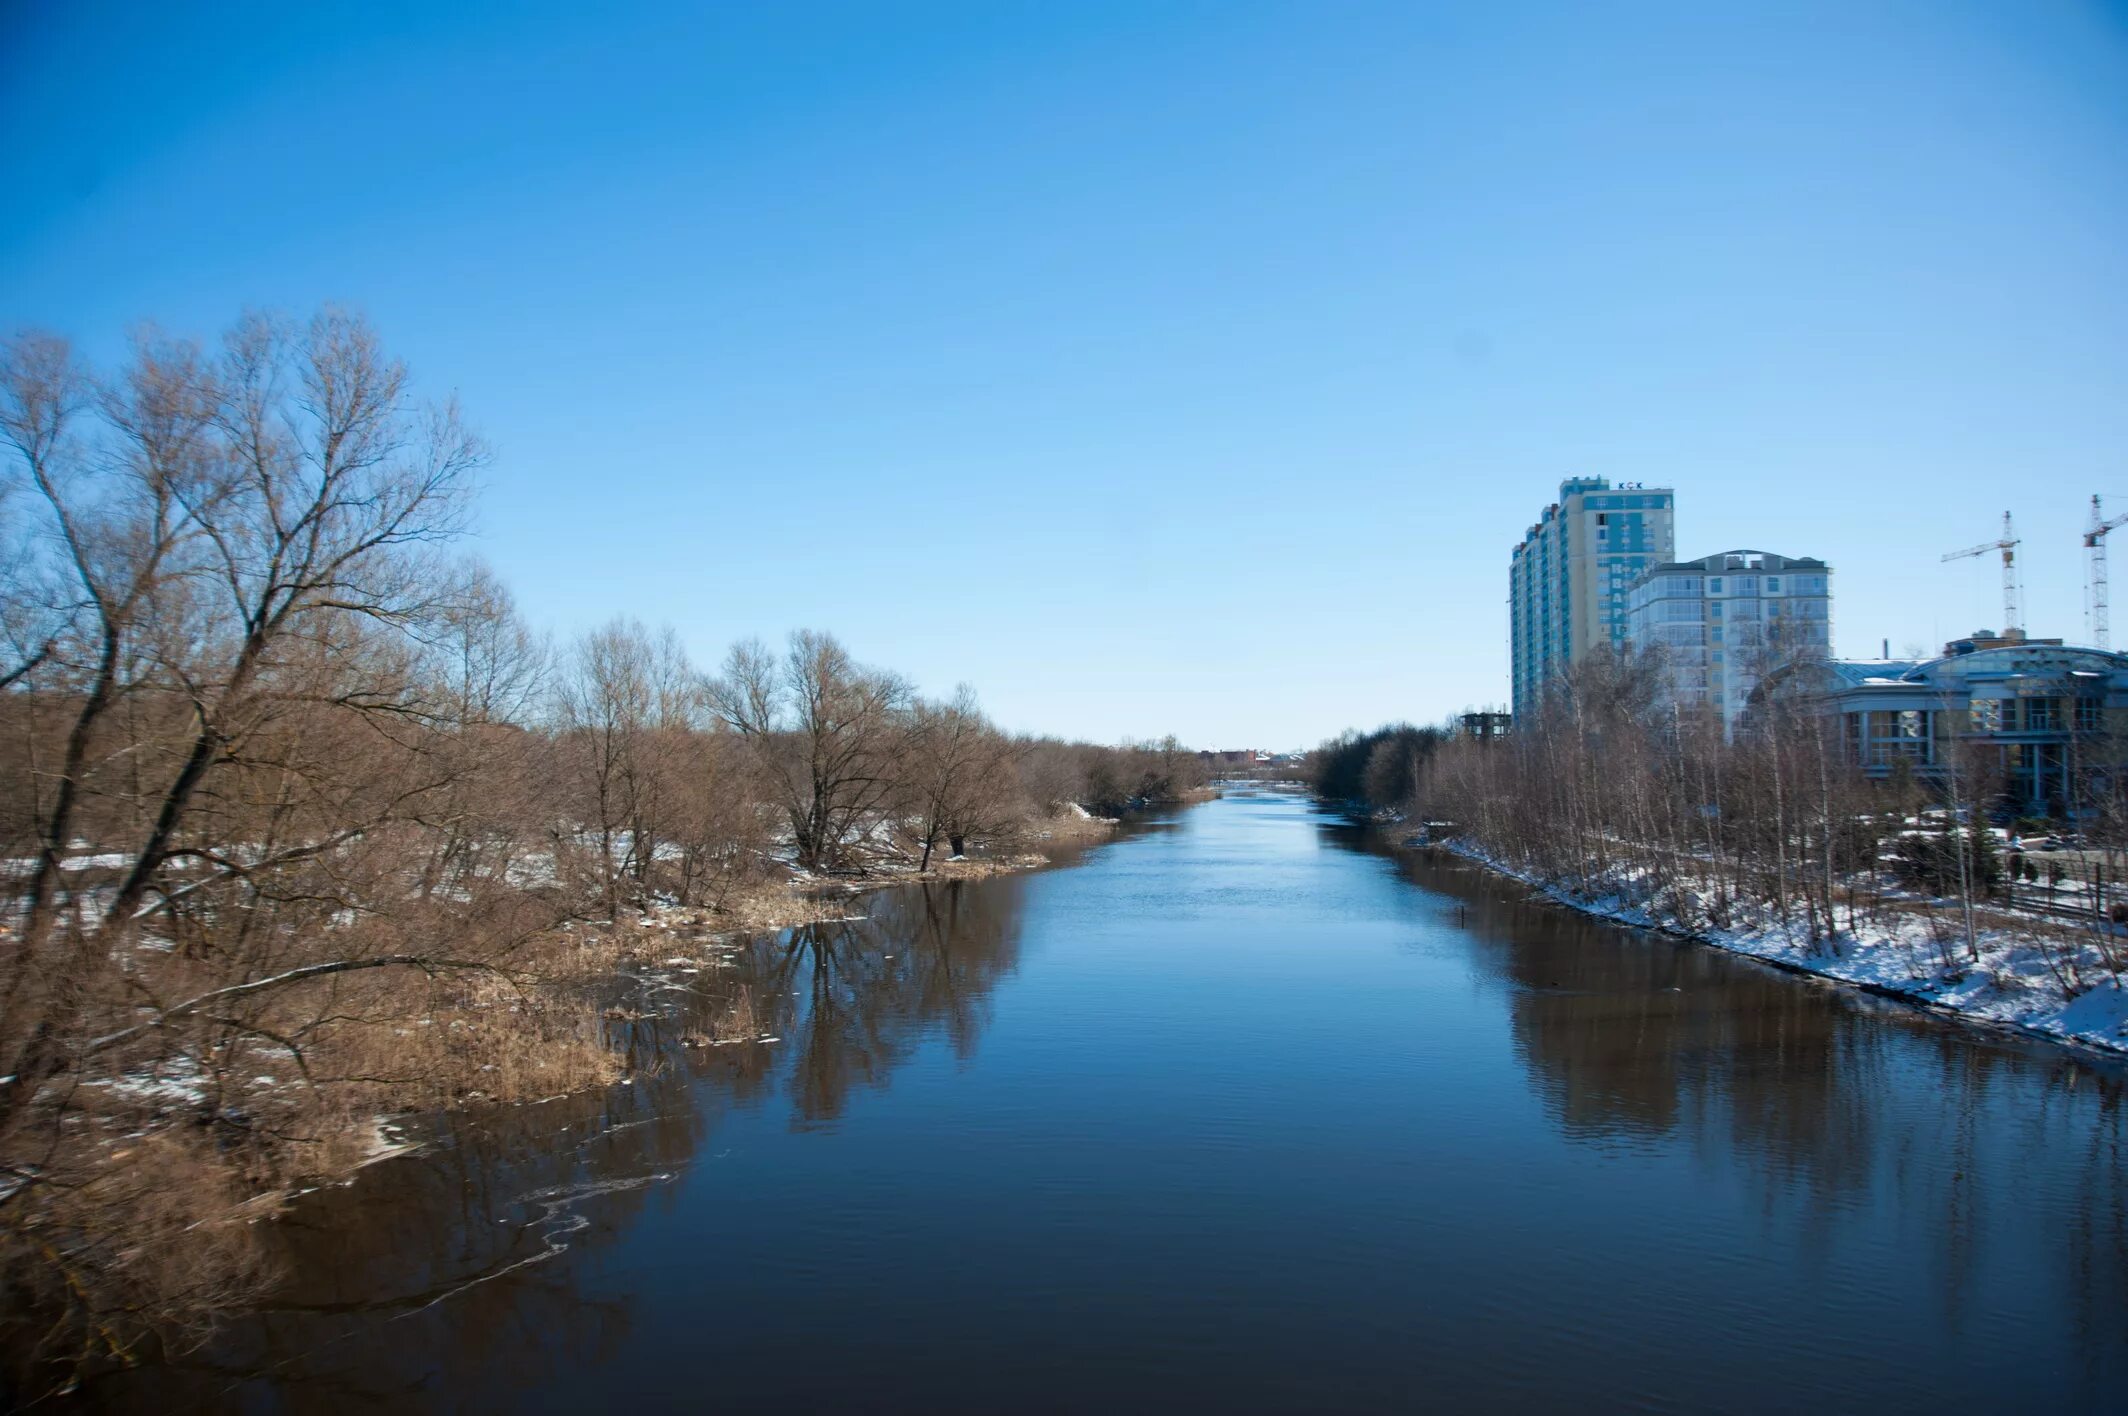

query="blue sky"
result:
[4,1,2125,747]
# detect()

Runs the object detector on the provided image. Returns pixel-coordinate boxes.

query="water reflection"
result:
[72,878,1033,1409]
[77,1077,699,1410]
[61,801,2128,1412]
[763,879,1024,1123]
[1361,836,2128,1383]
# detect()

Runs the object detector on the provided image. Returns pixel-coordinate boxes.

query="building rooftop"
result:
[1640,549,1830,576]
[1756,640,2128,706]
[1512,477,1676,552]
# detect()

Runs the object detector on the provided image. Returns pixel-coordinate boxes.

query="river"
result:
[75,788,2128,1412]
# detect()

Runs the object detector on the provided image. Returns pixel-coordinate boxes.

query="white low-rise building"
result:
[1626,549,1832,734]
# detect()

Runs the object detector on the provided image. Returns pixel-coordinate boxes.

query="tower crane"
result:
[2086,495,2128,650]
[1942,511,2022,637]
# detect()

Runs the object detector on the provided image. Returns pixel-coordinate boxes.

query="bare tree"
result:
[556,619,656,916]
[907,686,1023,870]
[708,631,913,871]
[0,312,559,1365]
[0,310,1223,1388]
[553,619,760,912]
[407,563,550,902]
[1,310,485,1125]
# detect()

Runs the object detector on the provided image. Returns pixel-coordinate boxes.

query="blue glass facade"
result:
[1510,479,1677,716]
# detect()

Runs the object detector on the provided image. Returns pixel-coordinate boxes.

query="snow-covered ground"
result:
[1438,840,2128,1057]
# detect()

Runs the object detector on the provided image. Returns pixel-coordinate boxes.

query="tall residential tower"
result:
[1508,477,1676,716]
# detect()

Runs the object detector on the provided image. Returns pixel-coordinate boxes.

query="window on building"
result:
[2077,698,2103,732]
[1709,578,1723,593]
[1765,577,1780,591]
[2025,698,2061,731]
[1970,700,2002,733]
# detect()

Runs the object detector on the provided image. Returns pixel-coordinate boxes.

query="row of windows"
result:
[1833,700,2108,743]
[1633,592,1831,619]
[1968,698,2104,733]
[1632,573,1832,603]
[1700,573,1830,595]
[1842,713,1937,765]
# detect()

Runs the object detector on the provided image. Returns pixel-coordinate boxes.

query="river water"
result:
[80,788,2128,1412]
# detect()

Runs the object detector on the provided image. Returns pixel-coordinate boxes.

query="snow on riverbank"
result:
[1433,839,2128,1057]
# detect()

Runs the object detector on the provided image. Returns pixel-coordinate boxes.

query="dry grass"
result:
[701,882,859,934]
[1025,807,1121,843]
[1,825,1091,1394]
[653,850,1055,937]
[922,851,1054,879]
[1,1129,280,1382]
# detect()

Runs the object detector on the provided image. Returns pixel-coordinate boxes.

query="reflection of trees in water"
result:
[597,877,1031,1123]
[74,876,1032,1410]
[1386,844,2128,1357]
[73,1074,702,1411]
[713,877,1028,1124]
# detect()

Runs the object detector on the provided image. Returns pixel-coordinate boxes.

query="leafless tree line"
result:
[1322,652,2127,992]
[0,310,1207,1384]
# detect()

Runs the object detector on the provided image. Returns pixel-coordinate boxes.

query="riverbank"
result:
[1372,824,2128,1058]
[0,798,1171,1398]
[130,806,1153,1142]
[284,815,1143,1131]
[62,788,2128,1414]
[617,824,1119,944]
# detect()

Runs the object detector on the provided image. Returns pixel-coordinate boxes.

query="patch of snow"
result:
[81,1056,209,1107]
[1442,840,2128,1056]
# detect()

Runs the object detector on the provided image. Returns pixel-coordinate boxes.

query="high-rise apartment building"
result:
[1508,477,1676,715]
[1625,549,1833,733]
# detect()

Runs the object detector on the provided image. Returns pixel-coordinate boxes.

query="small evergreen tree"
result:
[1892,819,2005,898]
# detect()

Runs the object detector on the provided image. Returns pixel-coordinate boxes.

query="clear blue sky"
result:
[5,1,2125,747]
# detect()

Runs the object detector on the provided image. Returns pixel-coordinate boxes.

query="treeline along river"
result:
[72,789,2128,1413]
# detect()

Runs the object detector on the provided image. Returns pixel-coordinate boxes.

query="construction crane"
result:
[1942,511,2021,636]
[2086,495,2128,650]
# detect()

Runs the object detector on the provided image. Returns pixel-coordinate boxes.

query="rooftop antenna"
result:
[2084,495,2128,649]
[1942,511,2022,636]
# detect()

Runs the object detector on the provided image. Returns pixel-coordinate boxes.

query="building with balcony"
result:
[1509,477,1676,717]
[1750,632,2127,818]
[1626,549,1832,734]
